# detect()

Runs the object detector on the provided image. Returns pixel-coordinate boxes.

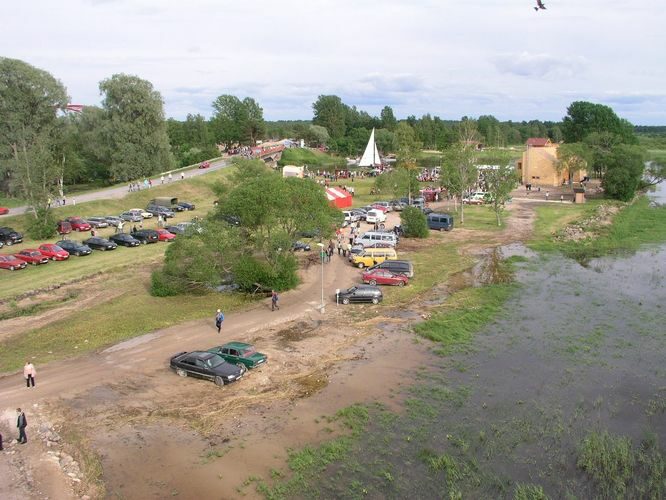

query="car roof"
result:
[186,351,220,361]
[221,341,253,350]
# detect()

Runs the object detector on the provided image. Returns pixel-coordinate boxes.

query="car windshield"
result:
[205,355,226,368]
[241,348,256,356]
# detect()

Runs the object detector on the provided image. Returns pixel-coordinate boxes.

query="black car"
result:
[86,217,109,228]
[55,240,92,256]
[292,241,311,252]
[221,214,241,226]
[177,201,196,211]
[145,204,175,218]
[170,351,245,386]
[0,227,23,246]
[83,237,118,251]
[131,229,159,244]
[109,233,141,247]
[165,223,194,235]
[336,285,383,305]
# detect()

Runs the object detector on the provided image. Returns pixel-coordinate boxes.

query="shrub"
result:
[25,208,57,239]
[232,254,298,292]
[400,206,428,238]
[150,270,186,297]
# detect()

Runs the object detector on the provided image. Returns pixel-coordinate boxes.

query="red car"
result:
[14,249,50,266]
[0,254,27,270]
[38,243,70,261]
[155,228,176,241]
[371,204,389,213]
[361,269,409,287]
[0,207,9,215]
[65,217,92,232]
[199,161,211,169]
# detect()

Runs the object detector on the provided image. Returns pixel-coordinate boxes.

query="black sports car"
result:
[109,233,141,247]
[55,240,92,256]
[0,227,23,246]
[130,229,159,244]
[83,237,117,251]
[170,351,245,386]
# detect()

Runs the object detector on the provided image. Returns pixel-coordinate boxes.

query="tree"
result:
[644,158,666,187]
[602,145,645,201]
[303,124,330,147]
[312,95,347,139]
[99,74,174,181]
[440,121,481,225]
[242,97,265,145]
[400,206,428,238]
[374,167,420,199]
[211,95,265,146]
[562,101,637,144]
[0,58,68,233]
[483,160,519,226]
[380,106,397,131]
[556,143,592,184]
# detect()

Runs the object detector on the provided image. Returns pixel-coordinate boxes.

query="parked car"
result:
[128,208,153,219]
[342,210,360,223]
[422,207,434,215]
[145,204,175,218]
[104,216,122,227]
[38,243,69,261]
[85,217,109,229]
[0,207,9,215]
[14,249,50,266]
[372,201,392,212]
[368,260,414,278]
[462,192,487,205]
[292,241,311,252]
[56,240,92,256]
[165,223,193,235]
[351,247,397,269]
[119,211,142,222]
[83,237,118,251]
[155,228,176,241]
[109,233,141,247]
[365,209,387,224]
[336,285,383,305]
[0,227,23,246]
[351,208,368,221]
[0,254,27,271]
[221,214,241,226]
[56,220,72,235]
[361,269,408,287]
[207,342,268,370]
[199,161,211,169]
[130,229,159,244]
[177,201,196,211]
[65,217,92,232]
[389,200,406,211]
[170,351,245,386]
[426,213,454,231]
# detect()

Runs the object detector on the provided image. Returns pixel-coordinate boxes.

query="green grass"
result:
[531,196,666,261]
[0,195,29,208]
[529,201,602,250]
[455,205,505,231]
[413,283,516,355]
[0,277,252,373]
[278,148,346,168]
[0,289,80,320]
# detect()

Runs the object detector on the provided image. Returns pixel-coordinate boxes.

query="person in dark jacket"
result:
[17,408,27,444]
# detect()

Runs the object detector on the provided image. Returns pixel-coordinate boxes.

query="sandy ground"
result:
[0,200,537,499]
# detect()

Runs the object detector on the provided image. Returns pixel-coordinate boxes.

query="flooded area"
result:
[291,245,666,498]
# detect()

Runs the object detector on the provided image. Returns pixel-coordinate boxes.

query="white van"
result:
[365,209,387,224]
[355,231,398,248]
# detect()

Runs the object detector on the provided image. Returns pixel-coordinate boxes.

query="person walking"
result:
[16,408,27,444]
[271,290,280,311]
[180,172,185,181]
[215,309,224,334]
[160,174,165,184]
[337,240,342,256]
[168,172,173,182]
[24,361,36,388]
[0,429,3,450]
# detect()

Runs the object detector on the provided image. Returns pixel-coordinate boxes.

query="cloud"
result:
[494,52,587,80]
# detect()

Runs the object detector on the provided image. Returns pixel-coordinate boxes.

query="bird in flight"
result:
[534,0,546,10]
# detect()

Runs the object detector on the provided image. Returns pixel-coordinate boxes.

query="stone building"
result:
[515,138,586,187]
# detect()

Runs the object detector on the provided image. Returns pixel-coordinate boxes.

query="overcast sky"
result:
[3,0,664,124]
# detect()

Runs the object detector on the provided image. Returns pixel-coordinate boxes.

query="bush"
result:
[25,209,57,239]
[150,270,186,297]
[400,206,428,238]
[232,254,298,292]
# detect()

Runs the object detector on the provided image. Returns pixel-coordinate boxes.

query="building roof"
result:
[526,138,551,147]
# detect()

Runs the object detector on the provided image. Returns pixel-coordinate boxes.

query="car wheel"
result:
[214,376,225,387]
[372,297,380,305]
[101,247,106,251]
[398,281,405,287]
[31,261,37,266]
[342,297,350,305]
[6,240,13,246]
[176,369,187,378]
[51,256,57,261]
[76,251,81,256]
[440,227,446,232]
[237,363,246,372]
[369,279,377,286]
[9,265,15,271]
[357,263,364,269]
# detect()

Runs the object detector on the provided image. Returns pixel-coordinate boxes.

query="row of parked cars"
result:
[170,341,267,387]
[336,259,415,305]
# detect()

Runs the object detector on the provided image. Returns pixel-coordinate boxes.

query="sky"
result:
[3,0,665,124]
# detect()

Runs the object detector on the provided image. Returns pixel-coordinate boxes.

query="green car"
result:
[207,342,267,370]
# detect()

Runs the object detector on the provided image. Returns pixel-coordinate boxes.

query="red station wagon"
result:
[361,269,409,287]
[65,217,92,232]
[155,228,176,241]
[14,249,50,266]
[0,254,28,270]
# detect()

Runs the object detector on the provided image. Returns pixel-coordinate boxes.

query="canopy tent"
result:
[325,187,352,209]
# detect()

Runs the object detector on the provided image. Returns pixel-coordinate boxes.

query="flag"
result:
[65,104,84,113]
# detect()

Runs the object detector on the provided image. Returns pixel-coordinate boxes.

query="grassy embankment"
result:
[278,148,346,169]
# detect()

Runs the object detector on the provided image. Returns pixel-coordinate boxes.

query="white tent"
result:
[358,128,381,167]
[282,165,304,178]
